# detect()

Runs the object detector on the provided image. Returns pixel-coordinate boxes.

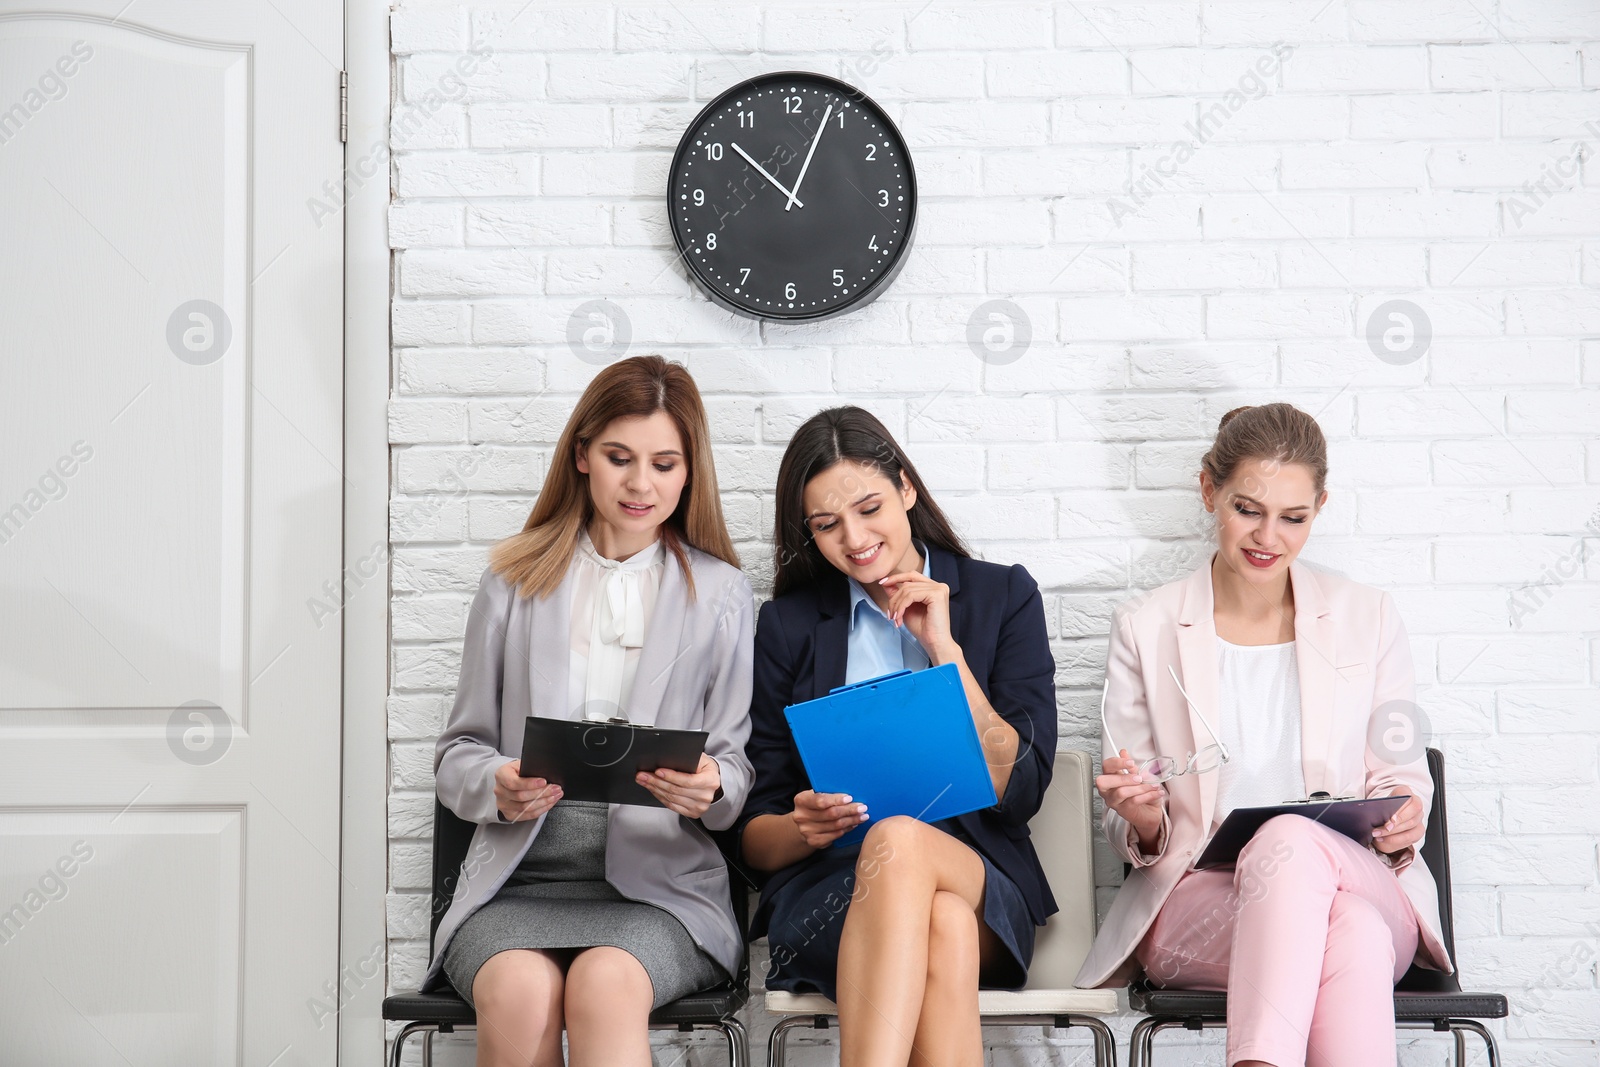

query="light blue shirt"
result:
[844,540,934,685]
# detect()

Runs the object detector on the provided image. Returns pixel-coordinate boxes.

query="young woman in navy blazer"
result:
[740,406,1059,1065]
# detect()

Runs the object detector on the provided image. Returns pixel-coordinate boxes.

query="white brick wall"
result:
[385,3,1600,1063]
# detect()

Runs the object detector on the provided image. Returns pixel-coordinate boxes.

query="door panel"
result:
[0,3,344,1063]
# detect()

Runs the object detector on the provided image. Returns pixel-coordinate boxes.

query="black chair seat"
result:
[381,991,475,1025]
[1130,981,1508,1024]
[381,980,750,1027]
[1394,992,1509,1020]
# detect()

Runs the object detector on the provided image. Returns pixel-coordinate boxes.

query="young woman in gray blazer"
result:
[423,355,755,1067]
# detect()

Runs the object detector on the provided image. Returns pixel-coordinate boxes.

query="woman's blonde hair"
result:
[488,355,738,600]
[1200,402,1329,498]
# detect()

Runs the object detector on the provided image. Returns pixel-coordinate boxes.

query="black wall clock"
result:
[667,71,917,322]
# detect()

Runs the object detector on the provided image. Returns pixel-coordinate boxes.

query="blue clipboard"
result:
[783,663,998,849]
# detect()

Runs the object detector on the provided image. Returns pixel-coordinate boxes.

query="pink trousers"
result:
[1135,814,1420,1067]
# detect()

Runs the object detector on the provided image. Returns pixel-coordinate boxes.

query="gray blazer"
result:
[424,542,755,990]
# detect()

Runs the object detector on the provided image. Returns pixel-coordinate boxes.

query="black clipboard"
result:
[1194,795,1411,870]
[518,715,707,808]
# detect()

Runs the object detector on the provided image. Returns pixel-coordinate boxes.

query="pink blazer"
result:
[1074,558,1452,988]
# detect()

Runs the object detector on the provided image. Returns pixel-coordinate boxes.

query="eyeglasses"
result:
[1099,666,1231,784]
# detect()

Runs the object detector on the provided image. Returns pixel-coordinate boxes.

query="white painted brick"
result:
[989,246,1126,293]
[1502,92,1600,138]
[541,150,668,196]
[1429,44,1585,89]
[389,202,465,248]
[1352,193,1498,237]
[393,301,471,347]
[1200,3,1346,45]
[547,54,690,101]
[1428,241,1575,287]
[1125,144,1277,196]
[1056,194,1205,243]
[1280,340,1424,389]
[1496,0,1600,39]
[1280,143,1426,189]
[1131,244,1275,289]
[1197,94,1346,143]
[1055,3,1202,48]
[400,249,543,297]
[1060,294,1204,341]
[1350,92,1497,140]
[468,7,612,52]
[384,13,1600,1052]
[1128,47,1287,94]
[1507,290,1600,336]
[982,148,1126,196]
[617,5,758,52]
[983,345,1129,392]
[1201,194,1348,240]
[390,7,465,53]
[907,4,1052,50]
[1051,98,1196,145]
[987,52,1127,97]
[396,348,542,396]
[1131,341,1277,388]
[396,151,538,197]
[389,399,468,444]
[906,395,1055,442]
[1207,292,1353,339]
[761,7,905,52]
[470,103,610,148]
[390,104,467,151]
[859,53,985,98]
[1436,440,1587,485]
[403,53,545,103]
[1429,339,1577,384]
[1281,241,1425,288]
[467,200,608,246]
[988,443,1132,490]
[1349,1,1497,42]
[1280,46,1427,91]
[903,101,1048,148]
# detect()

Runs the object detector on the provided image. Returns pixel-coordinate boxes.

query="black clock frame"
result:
[666,71,918,323]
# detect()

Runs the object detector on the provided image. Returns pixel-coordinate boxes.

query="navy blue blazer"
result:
[739,544,1060,938]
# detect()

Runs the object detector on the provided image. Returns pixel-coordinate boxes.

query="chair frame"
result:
[382,800,752,1067]
[1125,748,1506,1067]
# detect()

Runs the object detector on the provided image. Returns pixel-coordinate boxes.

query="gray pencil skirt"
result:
[441,800,728,1011]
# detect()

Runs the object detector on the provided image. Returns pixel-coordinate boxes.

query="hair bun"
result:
[1218,405,1254,431]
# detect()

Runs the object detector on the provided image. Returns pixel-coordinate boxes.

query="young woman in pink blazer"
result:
[1075,403,1452,1067]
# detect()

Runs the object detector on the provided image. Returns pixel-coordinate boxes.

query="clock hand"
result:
[730,142,803,209]
[785,103,833,212]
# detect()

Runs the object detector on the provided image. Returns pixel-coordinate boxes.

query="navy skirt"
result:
[762,821,1035,1001]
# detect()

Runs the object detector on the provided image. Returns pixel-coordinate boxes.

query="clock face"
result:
[668,72,916,322]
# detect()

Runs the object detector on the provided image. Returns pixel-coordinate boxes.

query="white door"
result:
[0,2,345,1063]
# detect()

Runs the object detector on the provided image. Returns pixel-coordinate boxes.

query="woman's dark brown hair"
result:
[772,406,970,598]
[1200,402,1329,498]
[488,355,738,600]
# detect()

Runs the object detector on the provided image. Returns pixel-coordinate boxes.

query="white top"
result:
[1212,636,1307,826]
[566,528,666,721]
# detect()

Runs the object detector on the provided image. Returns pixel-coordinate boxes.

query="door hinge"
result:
[339,70,348,143]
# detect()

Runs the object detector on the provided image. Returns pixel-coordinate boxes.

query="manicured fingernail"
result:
[840,794,852,803]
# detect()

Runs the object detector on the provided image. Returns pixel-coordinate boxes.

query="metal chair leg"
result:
[714,1015,748,1067]
[766,1016,812,1067]
[1087,1015,1121,1067]
[1453,1027,1467,1066]
[1127,1016,1158,1067]
[1451,1020,1499,1067]
[389,1022,435,1067]
[421,1028,434,1067]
